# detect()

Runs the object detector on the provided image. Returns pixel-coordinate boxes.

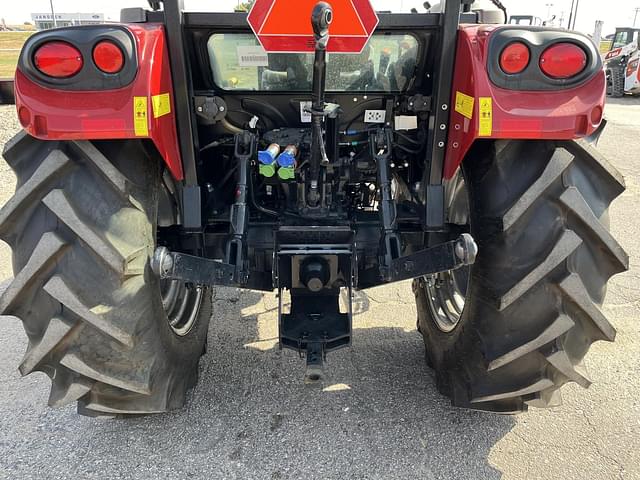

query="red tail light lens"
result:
[33,41,83,78]
[500,42,531,74]
[92,41,124,74]
[540,43,587,79]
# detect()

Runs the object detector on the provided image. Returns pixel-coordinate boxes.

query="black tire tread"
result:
[43,275,135,347]
[0,134,210,416]
[558,186,628,271]
[415,139,627,412]
[498,230,582,311]
[608,66,625,98]
[487,314,574,371]
[0,150,71,239]
[558,273,616,342]
[42,190,127,274]
[502,148,573,230]
[0,232,69,314]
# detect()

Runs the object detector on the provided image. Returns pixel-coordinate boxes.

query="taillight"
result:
[500,42,530,74]
[33,41,83,78]
[92,41,124,74]
[539,43,587,79]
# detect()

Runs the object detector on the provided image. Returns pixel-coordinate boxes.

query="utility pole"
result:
[634,7,640,27]
[49,0,57,27]
[568,0,576,29]
[571,0,581,30]
[546,3,554,20]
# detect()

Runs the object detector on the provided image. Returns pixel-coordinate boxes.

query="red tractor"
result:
[0,0,627,416]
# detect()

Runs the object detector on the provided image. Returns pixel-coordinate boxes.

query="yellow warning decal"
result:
[133,96,148,137]
[152,93,171,119]
[455,91,474,120]
[479,97,493,137]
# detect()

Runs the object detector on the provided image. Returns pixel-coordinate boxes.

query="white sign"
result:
[237,45,269,67]
[300,102,312,123]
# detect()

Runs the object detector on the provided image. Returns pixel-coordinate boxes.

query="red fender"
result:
[444,25,606,180]
[14,24,184,181]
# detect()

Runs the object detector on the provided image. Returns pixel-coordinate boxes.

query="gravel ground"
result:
[0,99,639,480]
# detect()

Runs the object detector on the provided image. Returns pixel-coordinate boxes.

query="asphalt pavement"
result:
[0,98,638,480]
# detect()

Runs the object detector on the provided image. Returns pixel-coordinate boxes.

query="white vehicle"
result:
[605,28,640,97]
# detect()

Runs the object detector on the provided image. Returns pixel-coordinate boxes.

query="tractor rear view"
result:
[0,0,627,416]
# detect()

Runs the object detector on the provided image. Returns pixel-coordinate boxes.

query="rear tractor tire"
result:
[0,133,212,416]
[414,139,628,413]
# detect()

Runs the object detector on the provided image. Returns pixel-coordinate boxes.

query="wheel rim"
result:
[424,171,471,333]
[160,279,204,336]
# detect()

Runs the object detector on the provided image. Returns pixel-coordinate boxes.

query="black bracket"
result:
[388,234,477,283]
[407,94,432,113]
[151,247,236,286]
[194,96,228,125]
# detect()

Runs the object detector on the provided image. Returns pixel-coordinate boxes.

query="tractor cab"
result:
[609,27,640,51]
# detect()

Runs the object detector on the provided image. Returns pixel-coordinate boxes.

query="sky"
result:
[1,0,639,35]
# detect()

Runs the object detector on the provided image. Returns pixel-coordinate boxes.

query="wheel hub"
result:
[424,171,471,333]
[160,279,204,336]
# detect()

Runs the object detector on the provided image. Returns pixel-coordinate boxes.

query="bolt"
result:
[438,141,445,148]
[455,124,461,130]
[453,142,459,148]
[151,246,173,278]
[197,106,203,112]
[442,104,448,111]
[440,124,446,130]
[219,106,225,112]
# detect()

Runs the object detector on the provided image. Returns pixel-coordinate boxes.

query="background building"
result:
[30,13,104,30]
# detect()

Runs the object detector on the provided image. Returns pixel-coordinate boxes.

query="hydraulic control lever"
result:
[308,2,333,207]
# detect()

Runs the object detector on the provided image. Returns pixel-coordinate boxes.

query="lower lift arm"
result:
[151,234,478,289]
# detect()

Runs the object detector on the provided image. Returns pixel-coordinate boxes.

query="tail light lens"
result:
[92,41,125,74]
[500,42,531,74]
[540,43,587,79]
[33,41,83,78]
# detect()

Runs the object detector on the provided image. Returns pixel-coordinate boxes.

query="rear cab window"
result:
[207,33,419,92]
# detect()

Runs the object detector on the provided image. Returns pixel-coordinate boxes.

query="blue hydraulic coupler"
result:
[277,145,298,168]
[258,143,280,178]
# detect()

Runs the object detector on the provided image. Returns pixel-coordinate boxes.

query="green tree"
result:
[235,0,255,12]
